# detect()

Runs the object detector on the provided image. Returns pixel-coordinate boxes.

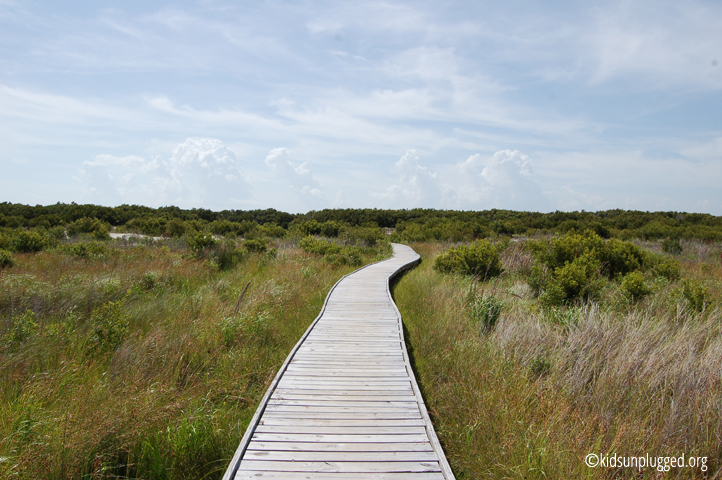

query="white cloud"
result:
[80,138,250,209]
[449,149,550,211]
[585,0,722,88]
[265,147,326,208]
[371,150,442,208]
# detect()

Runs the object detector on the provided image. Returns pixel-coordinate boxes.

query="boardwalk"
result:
[223,243,455,480]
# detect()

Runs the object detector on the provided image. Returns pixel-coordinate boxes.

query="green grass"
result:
[0,237,390,479]
[394,240,721,479]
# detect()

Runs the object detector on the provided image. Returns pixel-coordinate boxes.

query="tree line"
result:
[1,202,722,242]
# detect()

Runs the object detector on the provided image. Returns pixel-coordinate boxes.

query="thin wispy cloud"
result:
[1,0,720,214]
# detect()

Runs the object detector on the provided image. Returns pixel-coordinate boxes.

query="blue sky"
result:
[1,0,721,214]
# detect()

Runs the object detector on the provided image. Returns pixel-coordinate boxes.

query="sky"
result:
[1,0,721,214]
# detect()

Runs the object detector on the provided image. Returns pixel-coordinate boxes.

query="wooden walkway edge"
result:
[222,243,455,479]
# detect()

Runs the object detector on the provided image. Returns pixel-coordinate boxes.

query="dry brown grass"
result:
[394,240,722,479]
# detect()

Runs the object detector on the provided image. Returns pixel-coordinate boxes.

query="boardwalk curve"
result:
[223,243,455,479]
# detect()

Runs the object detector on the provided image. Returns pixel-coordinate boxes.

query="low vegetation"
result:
[2,202,721,478]
[394,235,721,478]
[0,234,390,479]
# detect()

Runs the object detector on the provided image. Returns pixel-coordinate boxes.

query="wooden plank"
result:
[248,440,434,452]
[235,472,445,480]
[244,450,438,462]
[250,433,432,443]
[264,406,418,415]
[270,394,419,402]
[267,399,418,408]
[246,441,434,452]
[259,418,426,427]
[262,411,422,419]
[254,426,428,435]
[237,460,441,473]
[273,389,414,397]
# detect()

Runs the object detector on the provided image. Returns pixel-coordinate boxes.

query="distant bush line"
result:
[2,202,722,245]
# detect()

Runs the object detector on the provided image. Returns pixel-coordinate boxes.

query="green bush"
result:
[243,238,268,254]
[63,240,109,258]
[12,230,46,252]
[67,217,110,240]
[527,230,604,272]
[211,246,245,271]
[340,226,385,247]
[682,279,709,313]
[540,254,601,307]
[7,310,37,343]
[0,232,10,250]
[620,271,650,301]
[0,248,15,268]
[186,233,217,253]
[661,237,683,255]
[645,253,681,280]
[600,238,644,278]
[257,223,286,238]
[299,236,342,256]
[527,231,665,306]
[167,218,190,237]
[89,298,129,352]
[434,240,502,279]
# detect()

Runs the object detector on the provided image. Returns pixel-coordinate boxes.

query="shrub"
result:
[0,233,10,250]
[257,223,286,238]
[167,218,190,237]
[187,233,217,253]
[645,253,681,280]
[89,298,129,352]
[299,236,342,256]
[340,226,385,247]
[210,244,245,271]
[540,254,601,307]
[12,230,46,252]
[7,310,37,343]
[620,271,650,301]
[0,248,15,268]
[682,279,709,313]
[67,217,110,240]
[600,238,644,278]
[210,219,236,236]
[469,293,504,331]
[47,226,67,241]
[64,240,109,258]
[243,238,268,254]
[325,249,363,267]
[661,237,683,255]
[434,240,502,279]
[527,230,604,273]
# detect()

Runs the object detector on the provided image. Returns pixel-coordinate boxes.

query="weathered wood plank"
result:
[237,460,442,473]
[235,472,445,480]
[243,450,438,462]
[246,441,434,452]
[250,433,432,443]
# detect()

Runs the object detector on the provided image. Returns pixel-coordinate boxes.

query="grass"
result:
[394,240,722,479]
[0,237,390,479]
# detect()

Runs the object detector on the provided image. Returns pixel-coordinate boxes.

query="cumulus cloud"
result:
[451,149,550,211]
[371,150,442,208]
[80,138,250,208]
[373,149,551,211]
[265,147,326,207]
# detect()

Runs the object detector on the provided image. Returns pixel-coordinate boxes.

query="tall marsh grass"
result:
[394,241,721,479]
[0,238,389,479]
